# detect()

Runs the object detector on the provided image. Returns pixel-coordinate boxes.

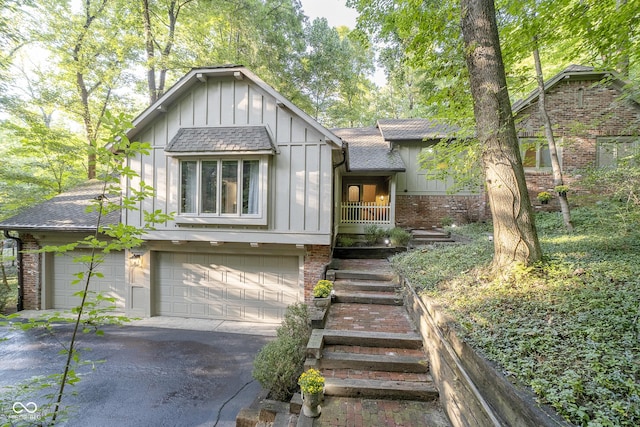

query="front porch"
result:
[338,175,396,234]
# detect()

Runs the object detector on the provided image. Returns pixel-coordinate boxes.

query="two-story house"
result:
[2,64,638,324]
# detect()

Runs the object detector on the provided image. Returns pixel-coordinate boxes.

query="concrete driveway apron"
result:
[0,320,274,426]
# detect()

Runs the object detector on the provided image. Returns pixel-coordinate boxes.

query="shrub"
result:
[389,227,411,246]
[337,235,355,247]
[252,303,311,401]
[364,224,382,244]
[441,216,454,227]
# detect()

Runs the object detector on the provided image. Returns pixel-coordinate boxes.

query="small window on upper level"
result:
[519,138,556,170]
[577,87,584,108]
[596,137,639,168]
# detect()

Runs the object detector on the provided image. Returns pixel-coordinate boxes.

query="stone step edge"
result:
[328,269,398,281]
[333,292,403,306]
[320,351,429,373]
[324,378,439,401]
[306,330,423,359]
[333,280,399,292]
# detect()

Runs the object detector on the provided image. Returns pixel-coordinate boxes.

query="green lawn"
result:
[391,203,640,427]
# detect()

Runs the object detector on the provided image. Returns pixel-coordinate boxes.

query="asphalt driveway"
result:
[0,320,273,426]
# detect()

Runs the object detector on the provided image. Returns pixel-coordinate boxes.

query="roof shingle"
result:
[165,126,276,153]
[332,127,406,172]
[0,180,121,232]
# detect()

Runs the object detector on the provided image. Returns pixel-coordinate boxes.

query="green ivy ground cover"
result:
[392,204,640,426]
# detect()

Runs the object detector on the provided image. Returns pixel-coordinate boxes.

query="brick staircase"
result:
[304,259,450,425]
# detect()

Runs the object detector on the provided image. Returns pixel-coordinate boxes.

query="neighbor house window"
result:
[180,158,262,217]
[596,137,639,168]
[519,138,554,169]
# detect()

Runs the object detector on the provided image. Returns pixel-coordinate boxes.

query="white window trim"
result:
[176,156,269,226]
[596,136,640,168]
[519,137,561,171]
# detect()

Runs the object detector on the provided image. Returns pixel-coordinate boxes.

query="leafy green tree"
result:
[326,27,376,127]
[299,18,345,121]
[22,0,139,179]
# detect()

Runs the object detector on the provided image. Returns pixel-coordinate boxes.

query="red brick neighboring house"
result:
[513,64,640,209]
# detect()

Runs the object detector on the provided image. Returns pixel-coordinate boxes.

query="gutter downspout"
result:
[3,230,23,312]
[332,146,348,250]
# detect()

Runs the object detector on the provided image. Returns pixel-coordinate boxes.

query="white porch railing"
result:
[340,202,391,225]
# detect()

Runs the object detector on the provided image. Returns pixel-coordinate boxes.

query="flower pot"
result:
[541,200,549,205]
[313,296,330,308]
[302,391,323,417]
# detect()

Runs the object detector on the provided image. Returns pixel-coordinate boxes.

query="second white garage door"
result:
[155,252,301,323]
[52,250,125,310]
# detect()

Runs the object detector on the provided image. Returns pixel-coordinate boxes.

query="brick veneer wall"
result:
[303,245,331,303]
[395,194,489,229]
[517,77,640,201]
[20,234,41,310]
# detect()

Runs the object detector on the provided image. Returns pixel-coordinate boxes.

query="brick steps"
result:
[305,259,445,407]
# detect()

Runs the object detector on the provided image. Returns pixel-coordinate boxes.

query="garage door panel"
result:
[155,252,300,322]
[52,251,125,310]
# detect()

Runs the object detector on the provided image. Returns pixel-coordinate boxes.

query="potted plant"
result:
[554,185,569,197]
[312,280,334,307]
[298,368,325,417]
[536,191,552,204]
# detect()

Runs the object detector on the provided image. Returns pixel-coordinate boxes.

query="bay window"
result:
[179,157,265,223]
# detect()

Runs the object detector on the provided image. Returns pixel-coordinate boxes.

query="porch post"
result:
[390,176,397,228]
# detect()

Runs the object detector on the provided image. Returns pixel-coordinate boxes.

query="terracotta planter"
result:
[302,391,323,417]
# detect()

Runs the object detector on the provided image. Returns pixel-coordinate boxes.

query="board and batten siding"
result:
[124,76,334,245]
[396,143,478,195]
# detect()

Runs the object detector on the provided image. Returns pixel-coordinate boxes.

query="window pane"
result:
[522,147,537,167]
[539,145,551,168]
[201,161,217,213]
[362,184,377,202]
[180,161,197,213]
[242,160,259,214]
[347,185,360,202]
[221,160,238,214]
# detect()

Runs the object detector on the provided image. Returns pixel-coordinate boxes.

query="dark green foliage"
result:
[392,205,640,426]
[253,303,311,401]
[389,227,411,246]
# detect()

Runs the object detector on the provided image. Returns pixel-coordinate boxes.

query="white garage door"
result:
[52,250,126,310]
[155,252,301,323]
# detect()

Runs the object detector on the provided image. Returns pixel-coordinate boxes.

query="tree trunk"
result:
[460,0,542,270]
[532,44,573,231]
[142,0,157,104]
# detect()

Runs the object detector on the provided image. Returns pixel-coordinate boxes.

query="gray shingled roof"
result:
[377,118,458,141]
[332,127,406,172]
[0,180,121,232]
[165,126,276,153]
